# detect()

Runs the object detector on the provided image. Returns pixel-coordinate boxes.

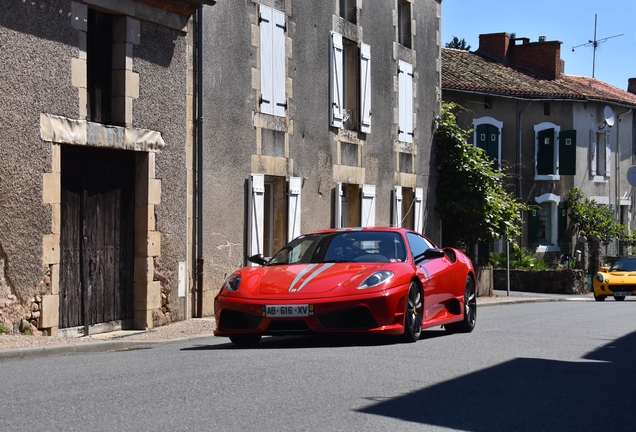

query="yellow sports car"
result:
[593,257,636,301]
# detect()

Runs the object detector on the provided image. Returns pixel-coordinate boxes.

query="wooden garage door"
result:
[59,145,135,329]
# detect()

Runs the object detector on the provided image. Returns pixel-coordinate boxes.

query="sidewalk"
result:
[0,292,593,361]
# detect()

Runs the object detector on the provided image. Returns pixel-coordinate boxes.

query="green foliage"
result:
[489,244,550,270]
[0,324,6,334]
[445,36,471,51]
[22,328,32,336]
[435,102,528,251]
[566,188,624,244]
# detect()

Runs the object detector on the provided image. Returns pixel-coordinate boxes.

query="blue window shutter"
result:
[604,132,611,177]
[259,5,274,115]
[398,60,413,143]
[360,43,371,133]
[330,32,344,128]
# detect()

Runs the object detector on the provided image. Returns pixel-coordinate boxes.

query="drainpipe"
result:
[518,101,532,242]
[196,5,205,318]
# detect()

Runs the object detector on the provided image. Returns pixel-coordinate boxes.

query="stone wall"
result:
[493,269,588,295]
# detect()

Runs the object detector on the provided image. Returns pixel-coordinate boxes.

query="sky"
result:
[441,0,636,91]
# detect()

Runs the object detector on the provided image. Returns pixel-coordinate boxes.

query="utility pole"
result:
[572,14,623,78]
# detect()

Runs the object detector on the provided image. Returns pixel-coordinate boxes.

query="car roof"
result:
[306,227,412,235]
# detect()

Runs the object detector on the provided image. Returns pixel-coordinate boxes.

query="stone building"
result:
[197,0,443,313]
[0,0,212,335]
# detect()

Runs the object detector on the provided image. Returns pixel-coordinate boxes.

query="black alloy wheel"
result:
[594,292,606,301]
[615,295,626,301]
[446,276,476,333]
[402,281,423,342]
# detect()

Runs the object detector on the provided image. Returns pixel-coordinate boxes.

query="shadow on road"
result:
[180,328,449,351]
[357,330,636,431]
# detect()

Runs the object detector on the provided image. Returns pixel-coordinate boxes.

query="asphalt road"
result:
[1,301,634,432]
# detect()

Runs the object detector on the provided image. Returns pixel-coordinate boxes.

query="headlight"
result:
[223,274,241,292]
[595,273,604,283]
[358,271,394,289]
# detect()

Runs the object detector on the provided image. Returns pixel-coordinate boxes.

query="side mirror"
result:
[414,247,445,264]
[248,254,269,266]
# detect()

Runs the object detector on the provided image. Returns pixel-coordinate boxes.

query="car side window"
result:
[406,232,430,262]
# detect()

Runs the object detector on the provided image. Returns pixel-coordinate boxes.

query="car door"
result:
[406,232,453,321]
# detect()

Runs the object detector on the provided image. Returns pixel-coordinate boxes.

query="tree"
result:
[435,102,527,256]
[566,188,624,244]
[445,36,471,51]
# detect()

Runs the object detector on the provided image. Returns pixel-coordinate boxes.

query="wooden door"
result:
[59,145,135,329]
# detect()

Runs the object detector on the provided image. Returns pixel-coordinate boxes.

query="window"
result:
[329,32,372,132]
[87,9,113,124]
[248,174,302,261]
[473,117,503,171]
[406,232,435,262]
[259,5,286,117]
[397,0,412,48]
[398,60,413,143]
[528,194,560,247]
[544,102,551,116]
[590,131,611,178]
[534,123,576,178]
[335,183,376,228]
[340,0,357,23]
[393,186,424,233]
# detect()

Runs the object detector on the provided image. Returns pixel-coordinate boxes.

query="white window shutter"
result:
[271,8,286,117]
[414,187,424,234]
[330,32,344,128]
[360,43,372,133]
[248,173,265,264]
[589,130,597,176]
[398,60,413,143]
[604,132,611,177]
[361,184,376,227]
[288,177,302,241]
[259,5,274,115]
[335,182,343,228]
[393,186,403,227]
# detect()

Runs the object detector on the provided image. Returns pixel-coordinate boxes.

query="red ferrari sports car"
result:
[214,227,476,346]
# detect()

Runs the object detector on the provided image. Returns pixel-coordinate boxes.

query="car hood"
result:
[257,262,388,295]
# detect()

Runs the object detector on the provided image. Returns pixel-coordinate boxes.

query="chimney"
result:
[508,36,563,80]
[628,78,636,95]
[477,32,510,62]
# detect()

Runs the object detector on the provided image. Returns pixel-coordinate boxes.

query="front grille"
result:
[316,307,377,330]
[267,320,310,333]
[219,309,262,330]
[608,284,636,293]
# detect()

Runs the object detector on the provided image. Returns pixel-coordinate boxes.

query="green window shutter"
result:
[557,201,568,244]
[537,128,555,175]
[559,130,576,175]
[528,200,540,247]
[476,124,500,169]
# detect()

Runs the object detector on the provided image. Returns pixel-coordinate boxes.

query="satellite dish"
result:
[602,105,615,128]
[628,166,636,187]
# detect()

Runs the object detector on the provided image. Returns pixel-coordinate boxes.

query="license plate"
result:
[614,292,633,297]
[263,305,313,317]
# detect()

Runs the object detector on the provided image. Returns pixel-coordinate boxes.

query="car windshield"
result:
[609,259,636,272]
[267,231,407,265]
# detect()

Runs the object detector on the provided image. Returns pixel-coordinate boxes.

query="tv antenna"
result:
[571,14,623,78]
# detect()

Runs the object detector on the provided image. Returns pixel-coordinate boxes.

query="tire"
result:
[614,296,626,301]
[446,276,477,333]
[229,334,262,346]
[402,281,423,342]
[593,293,606,302]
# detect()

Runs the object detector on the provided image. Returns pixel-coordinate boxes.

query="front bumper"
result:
[213,284,409,337]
